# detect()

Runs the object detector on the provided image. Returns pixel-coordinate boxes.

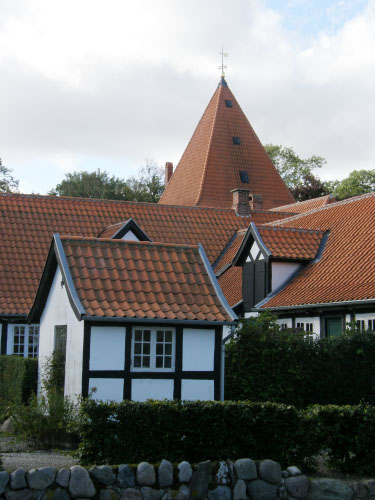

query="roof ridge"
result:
[267,192,375,226]
[60,235,199,250]
[258,225,326,234]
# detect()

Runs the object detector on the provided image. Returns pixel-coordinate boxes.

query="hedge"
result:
[0,355,38,406]
[75,399,375,474]
[225,315,375,407]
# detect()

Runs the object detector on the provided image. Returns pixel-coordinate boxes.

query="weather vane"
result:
[219,45,228,78]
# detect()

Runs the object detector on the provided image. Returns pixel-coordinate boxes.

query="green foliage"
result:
[0,356,37,414]
[76,399,375,474]
[49,160,164,202]
[225,314,375,407]
[334,169,375,200]
[0,158,19,193]
[42,350,66,394]
[12,389,79,448]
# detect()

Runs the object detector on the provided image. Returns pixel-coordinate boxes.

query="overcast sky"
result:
[0,0,374,194]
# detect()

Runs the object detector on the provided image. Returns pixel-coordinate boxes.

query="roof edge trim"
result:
[83,316,234,325]
[54,234,86,321]
[110,218,152,241]
[253,298,375,312]
[198,243,238,322]
[232,222,271,266]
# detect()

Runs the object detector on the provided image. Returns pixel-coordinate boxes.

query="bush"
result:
[0,355,37,418]
[225,314,375,407]
[76,399,375,474]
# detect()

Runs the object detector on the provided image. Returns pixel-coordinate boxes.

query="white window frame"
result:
[131,327,175,372]
[296,322,314,333]
[7,324,40,358]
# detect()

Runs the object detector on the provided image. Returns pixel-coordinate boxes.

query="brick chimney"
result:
[231,189,251,216]
[165,162,173,186]
[249,193,263,210]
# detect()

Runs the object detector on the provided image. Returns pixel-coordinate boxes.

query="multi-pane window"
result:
[132,328,174,370]
[296,322,314,332]
[10,325,39,358]
[356,320,366,330]
[280,323,288,330]
[368,319,375,330]
[54,325,67,360]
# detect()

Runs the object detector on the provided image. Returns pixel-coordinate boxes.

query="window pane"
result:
[157,331,163,342]
[134,330,142,341]
[143,343,150,355]
[165,357,171,368]
[156,344,163,355]
[165,331,172,342]
[143,330,151,341]
[134,356,141,367]
[165,344,172,355]
[143,356,150,368]
[134,343,141,354]
[156,356,163,368]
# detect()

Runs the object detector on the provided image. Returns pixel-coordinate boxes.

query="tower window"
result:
[232,137,241,145]
[225,100,233,108]
[239,171,249,183]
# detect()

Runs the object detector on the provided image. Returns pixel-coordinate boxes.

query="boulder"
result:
[258,460,282,485]
[233,459,257,481]
[120,488,142,500]
[246,479,277,500]
[141,486,165,500]
[0,471,9,495]
[178,462,192,483]
[216,461,230,485]
[54,488,71,500]
[233,479,246,500]
[90,465,116,486]
[0,417,15,433]
[307,478,353,500]
[5,489,33,500]
[27,466,56,489]
[56,469,70,488]
[68,465,96,498]
[208,485,232,500]
[286,466,301,477]
[10,468,27,490]
[99,489,120,500]
[117,465,136,489]
[190,460,212,499]
[285,475,309,500]
[137,462,156,486]
[158,459,173,488]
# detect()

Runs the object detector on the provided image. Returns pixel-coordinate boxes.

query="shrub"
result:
[0,355,37,411]
[225,314,375,407]
[76,399,375,474]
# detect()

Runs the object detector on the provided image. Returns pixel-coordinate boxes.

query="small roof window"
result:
[239,171,249,183]
[225,100,233,108]
[232,137,241,145]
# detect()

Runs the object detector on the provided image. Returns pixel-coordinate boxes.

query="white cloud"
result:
[0,0,373,193]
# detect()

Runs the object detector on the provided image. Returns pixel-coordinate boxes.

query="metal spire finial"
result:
[219,45,228,78]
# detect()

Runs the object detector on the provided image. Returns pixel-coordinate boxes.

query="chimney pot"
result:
[231,189,251,216]
[249,193,263,210]
[165,162,173,186]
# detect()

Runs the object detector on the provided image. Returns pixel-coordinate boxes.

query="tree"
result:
[333,169,375,201]
[264,144,335,200]
[0,158,19,193]
[49,161,165,202]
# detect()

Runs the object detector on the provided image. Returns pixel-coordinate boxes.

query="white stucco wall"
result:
[276,318,293,328]
[121,230,138,241]
[89,378,124,402]
[131,379,174,401]
[271,262,301,291]
[38,268,84,400]
[90,327,125,370]
[181,380,215,400]
[182,328,215,371]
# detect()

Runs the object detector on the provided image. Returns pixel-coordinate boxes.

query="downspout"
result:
[220,323,236,401]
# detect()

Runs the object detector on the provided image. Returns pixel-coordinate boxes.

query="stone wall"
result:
[0,458,373,500]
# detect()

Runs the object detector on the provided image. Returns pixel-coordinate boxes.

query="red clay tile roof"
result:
[218,266,243,308]
[257,226,325,260]
[0,193,292,316]
[270,195,335,214]
[159,78,295,210]
[59,237,234,322]
[261,193,375,308]
[214,230,246,273]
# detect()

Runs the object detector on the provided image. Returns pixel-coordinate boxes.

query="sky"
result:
[0,0,374,194]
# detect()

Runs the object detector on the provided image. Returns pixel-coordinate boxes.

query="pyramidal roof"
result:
[159,77,295,210]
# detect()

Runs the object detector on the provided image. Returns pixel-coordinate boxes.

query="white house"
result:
[28,234,236,401]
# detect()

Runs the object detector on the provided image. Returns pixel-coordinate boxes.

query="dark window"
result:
[368,319,375,330]
[225,100,232,107]
[232,137,241,145]
[239,171,249,183]
[54,325,67,361]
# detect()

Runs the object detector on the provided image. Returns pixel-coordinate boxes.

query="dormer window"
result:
[239,171,249,183]
[232,137,241,145]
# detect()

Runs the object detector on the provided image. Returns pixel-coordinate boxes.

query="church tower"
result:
[159,77,294,210]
